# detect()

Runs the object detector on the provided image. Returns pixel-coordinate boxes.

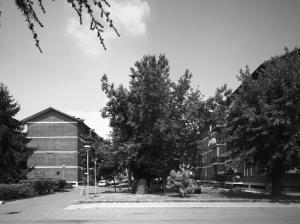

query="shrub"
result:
[0,179,67,201]
[51,179,67,191]
[0,183,35,200]
[166,169,196,197]
[19,178,66,193]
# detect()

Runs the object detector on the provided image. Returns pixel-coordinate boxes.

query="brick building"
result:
[22,107,98,185]
[195,126,228,183]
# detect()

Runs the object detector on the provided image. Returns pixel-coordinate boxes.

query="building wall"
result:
[28,152,78,166]
[27,167,78,181]
[27,123,78,137]
[27,138,78,151]
[25,110,80,184]
[196,130,226,181]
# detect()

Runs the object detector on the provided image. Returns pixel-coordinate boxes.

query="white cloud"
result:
[111,0,150,36]
[66,17,104,56]
[65,0,150,56]
[66,110,112,139]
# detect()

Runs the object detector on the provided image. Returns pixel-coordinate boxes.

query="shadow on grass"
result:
[219,189,300,203]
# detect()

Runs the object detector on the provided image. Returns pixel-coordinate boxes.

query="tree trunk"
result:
[162,175,168,193]
[136,178,148,194]
[128,169,132,191]
[271,174,282,198]
[113,175,116,193]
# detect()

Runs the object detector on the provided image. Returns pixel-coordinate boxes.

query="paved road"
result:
[1,187,300,224]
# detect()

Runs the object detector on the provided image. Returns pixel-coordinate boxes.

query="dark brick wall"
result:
[27,123,78,137]
[25,109,82,183]
[28,152,78,166]
[27,168,78,182]
[28,138,78,151]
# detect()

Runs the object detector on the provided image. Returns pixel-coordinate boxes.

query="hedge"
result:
[0,179,67,200]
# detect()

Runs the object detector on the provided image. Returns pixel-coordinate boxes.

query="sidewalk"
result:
[66,201,300,210]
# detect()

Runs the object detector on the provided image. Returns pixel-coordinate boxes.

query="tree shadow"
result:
[219,189,300,203]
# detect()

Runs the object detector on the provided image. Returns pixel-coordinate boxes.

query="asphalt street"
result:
[0,187,300,224]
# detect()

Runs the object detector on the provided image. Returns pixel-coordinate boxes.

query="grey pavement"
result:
[1,187,300,224]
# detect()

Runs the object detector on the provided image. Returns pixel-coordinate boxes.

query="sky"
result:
[1,0,300,138]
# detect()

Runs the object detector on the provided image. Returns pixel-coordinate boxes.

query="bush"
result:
[0,179,67,201]
[51,179,67,191]
[19,179,67,193]
[194,185,202,194]
[0,183,35,200]
[166,169,196,197]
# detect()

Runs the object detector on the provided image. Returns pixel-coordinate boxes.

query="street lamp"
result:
[94,159,97,196]
[62,165,66,179]
[84,145,91,201]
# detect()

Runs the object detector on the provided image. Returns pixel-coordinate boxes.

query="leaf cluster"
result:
[226,48,300,176]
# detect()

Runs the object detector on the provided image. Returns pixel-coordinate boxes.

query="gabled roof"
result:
[21,107,83,123]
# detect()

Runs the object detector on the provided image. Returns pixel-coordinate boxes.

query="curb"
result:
[73,199,300,204]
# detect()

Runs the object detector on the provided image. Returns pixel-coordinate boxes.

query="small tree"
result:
[166,169,196,197]
[0,83,34,183]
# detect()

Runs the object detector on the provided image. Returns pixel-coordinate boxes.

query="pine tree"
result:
[0,83,34,183]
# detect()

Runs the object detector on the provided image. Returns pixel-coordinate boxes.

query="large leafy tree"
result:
[226,49,300,197]
[101,55,208,191]
[0,0,119,52]
[0,83,34,183]
[206,84,232,128]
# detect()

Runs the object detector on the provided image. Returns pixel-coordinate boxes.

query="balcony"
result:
[211,157,226,164]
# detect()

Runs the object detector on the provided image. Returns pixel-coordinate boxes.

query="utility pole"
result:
[84,145,91,201]
[62,165,65,179]
[94,160,97,196]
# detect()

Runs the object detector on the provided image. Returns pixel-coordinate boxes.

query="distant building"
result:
[194,126,228,183]
[22,107,99,185]
[195,125,300,190]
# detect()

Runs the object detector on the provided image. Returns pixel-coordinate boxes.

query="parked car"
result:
[97,180,107,187]
[108,179,119,185]
[121,178,129,183]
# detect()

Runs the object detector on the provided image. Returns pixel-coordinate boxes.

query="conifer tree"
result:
[0,83,34,183]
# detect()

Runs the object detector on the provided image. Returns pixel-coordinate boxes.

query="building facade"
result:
[22,107,98,185]
[196,126,300,190]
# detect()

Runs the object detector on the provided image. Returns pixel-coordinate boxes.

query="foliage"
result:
[0,179,66,200]
[0,83,35,184]
[206,84,232,127]
[19,178,67,193]
[78,136,128,185]
[0,0,119,52]
[226,48,300,197]
[166,169,196,197]
[0,183,34,200]
[101,55,209,185]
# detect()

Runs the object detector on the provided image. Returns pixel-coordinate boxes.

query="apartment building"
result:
[22,107,98,185]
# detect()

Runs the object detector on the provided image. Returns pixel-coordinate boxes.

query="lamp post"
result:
[94,159,97,196]
[84,145,91,201]
[62,165,66,179]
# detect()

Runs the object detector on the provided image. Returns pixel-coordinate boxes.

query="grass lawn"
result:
[77,185,300,203]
